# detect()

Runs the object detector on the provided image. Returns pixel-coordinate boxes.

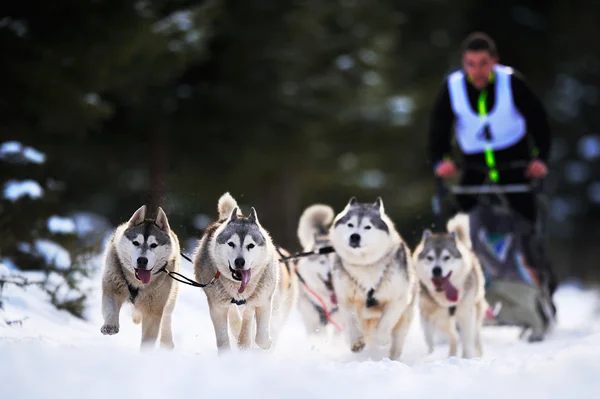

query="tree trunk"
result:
[261,167,300,251]
[146,126,167,218]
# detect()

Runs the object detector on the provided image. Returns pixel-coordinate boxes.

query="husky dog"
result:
[100,205,180,350]
[193,192,296,352]
[329,197,418,360]
[413,213,487,359]
[295,204,344,338]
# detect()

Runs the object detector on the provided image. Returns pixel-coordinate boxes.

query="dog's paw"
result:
[374,330,392,346]
[427,344,435,355]
[461,347,476,359]
[390,347,403,360]
[216,341,232,355]
[351,338,366,353]
[528,334,545,343]
[237,337,252,350]
[255,334,272,350]
[100,324,119,335]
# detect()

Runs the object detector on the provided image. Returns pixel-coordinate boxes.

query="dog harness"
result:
[120,268,140,305]
[118,260,172,305]
[334,255,392,309]
[420,282,458,317]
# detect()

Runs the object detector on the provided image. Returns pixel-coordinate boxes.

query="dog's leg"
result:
[228,305,243,340]
[443,317,459,357]
[375,299,409,346]
[474,303,485,357]
[159,296,177,350]
[238,306,255,349]
[100,292,124,335]
[474,327,483,358]
[254,303,273,350]
[140,311,162,350]
[209,304,231,352]
[420,315,435,354]
[390,303,414,360]
[330,308,345,337]
[456,308,477,359]
[298,296,320,335]
[340,301,365,353]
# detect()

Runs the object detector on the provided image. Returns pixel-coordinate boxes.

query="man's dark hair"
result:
[461,32,498,57]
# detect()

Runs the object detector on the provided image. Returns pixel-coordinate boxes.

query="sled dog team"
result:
[101,192,488,360]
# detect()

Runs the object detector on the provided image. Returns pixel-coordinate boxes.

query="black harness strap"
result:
[231,298,247,306]
[313,300,339,325]
[156,245,336,293]
[275,245,293,278]
[118,265,140,305]
[278,246,335,263]
[336,258,388,309]
[155,253,221,288]
[365,288,379,308]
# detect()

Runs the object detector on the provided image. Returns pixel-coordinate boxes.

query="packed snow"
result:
[1,255,600,398]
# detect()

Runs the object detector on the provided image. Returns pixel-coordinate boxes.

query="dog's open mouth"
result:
[229,265,252,294]
[431,271,458,302]
[134,269,152,285]
[330,292,338,306]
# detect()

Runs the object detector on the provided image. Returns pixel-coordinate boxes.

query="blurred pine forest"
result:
[1,0,599,308]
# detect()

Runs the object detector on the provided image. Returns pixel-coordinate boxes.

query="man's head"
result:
[461,32,498,89]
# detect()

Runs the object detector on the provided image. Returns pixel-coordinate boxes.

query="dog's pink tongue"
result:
[137,269,151,285]
[443,280,459,302]
[238,269,251,294]
[330,292,338,306]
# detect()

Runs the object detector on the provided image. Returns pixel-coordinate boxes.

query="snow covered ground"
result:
[1,256,600,399]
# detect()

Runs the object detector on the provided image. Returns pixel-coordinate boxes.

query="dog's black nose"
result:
[234,257,245,269]
[350,234,361,244]
[432,266,442,277]
[137,257,148,268]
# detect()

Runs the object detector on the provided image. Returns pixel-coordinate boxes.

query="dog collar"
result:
[231,298,247,306]
[118,265,140,304]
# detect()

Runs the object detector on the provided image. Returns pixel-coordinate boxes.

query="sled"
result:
[433,160,557,341]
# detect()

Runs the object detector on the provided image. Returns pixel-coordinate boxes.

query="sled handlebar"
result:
[450,183,533,195]
[432,159,544,218]
[455,160,531,174]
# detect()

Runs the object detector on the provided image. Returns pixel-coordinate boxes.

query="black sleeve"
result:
[428,80,455,168]
[510,73,552,162]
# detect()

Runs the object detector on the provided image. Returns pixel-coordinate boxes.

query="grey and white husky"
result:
[295,204,344,339]
[193,193,296,353]
[329,197,418,360]
[100,205,180,350]
[413,213,488,359]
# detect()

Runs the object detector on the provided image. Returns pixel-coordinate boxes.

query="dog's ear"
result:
[155,207,171,233]
[229,206,239,222]
[373,197,384,213]
[248,207,262,227]
[422,229,433,241]
[343,197,358,212]
[128,205,146,226]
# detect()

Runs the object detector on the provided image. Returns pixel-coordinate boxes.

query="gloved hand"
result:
[525,159,548,178]
[435,160,458,178]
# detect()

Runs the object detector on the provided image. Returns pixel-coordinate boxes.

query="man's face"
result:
[462,50,497,89]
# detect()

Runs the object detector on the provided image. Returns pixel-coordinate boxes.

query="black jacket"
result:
[428,68,552,168]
